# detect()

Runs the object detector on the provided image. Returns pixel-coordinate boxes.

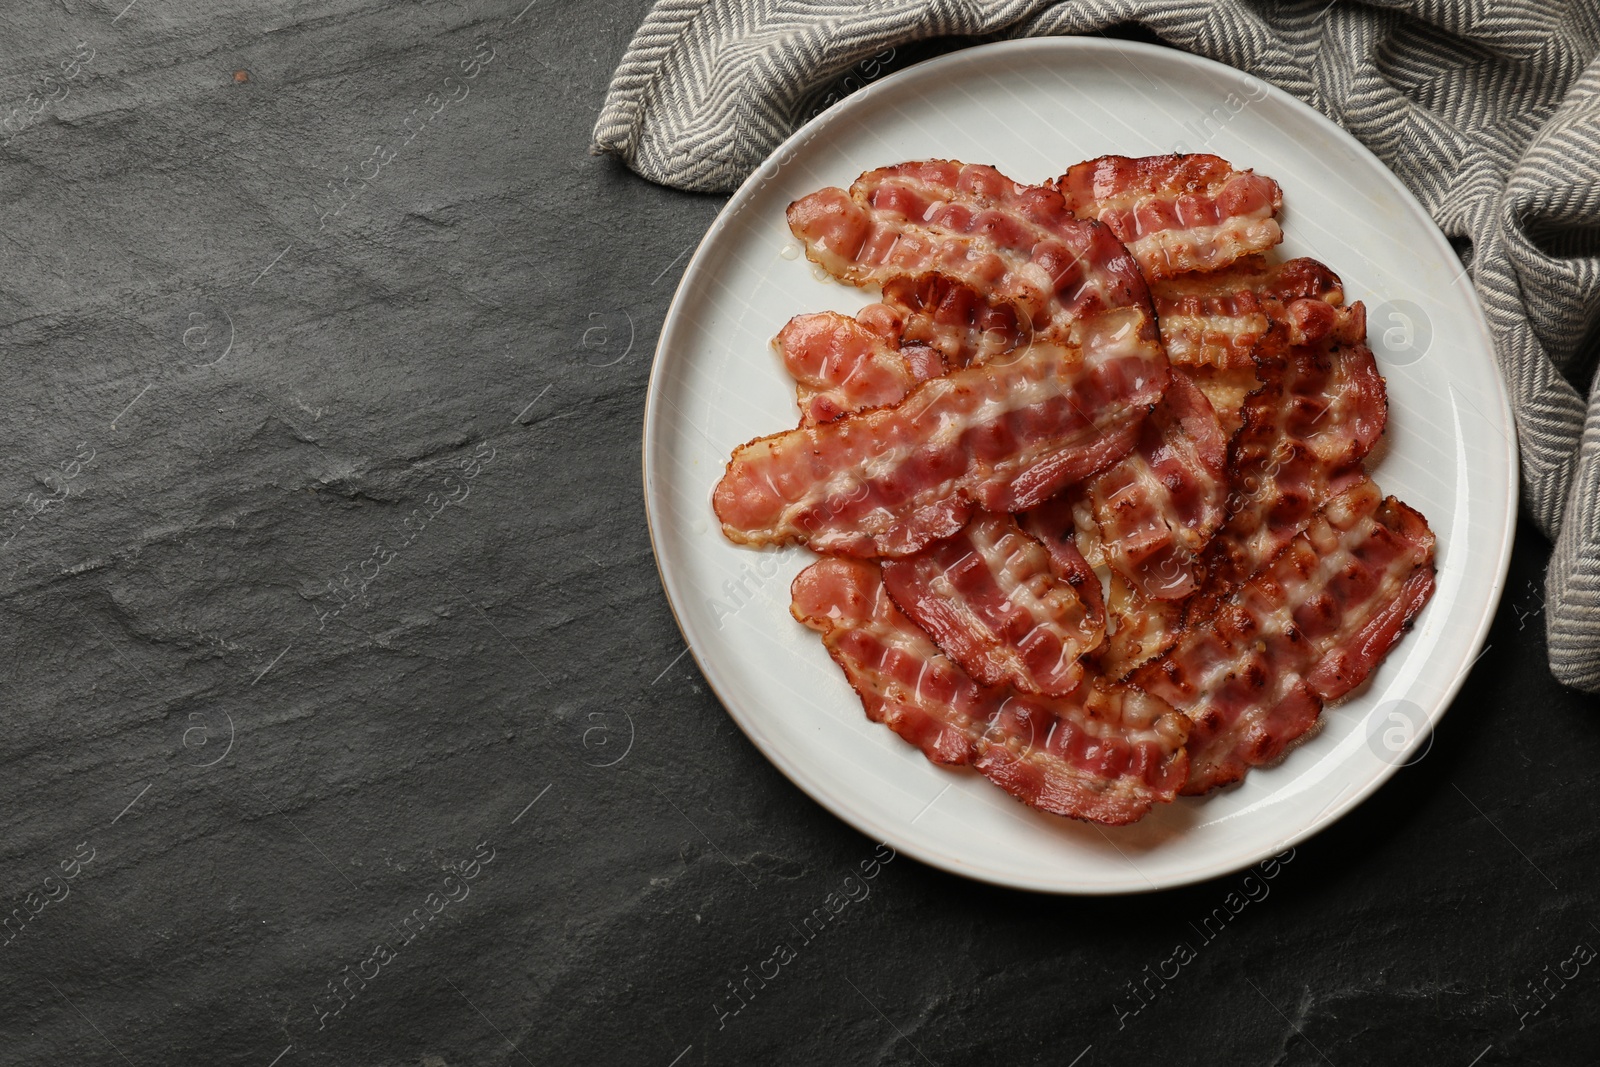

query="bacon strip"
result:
[882,511,1103,698]
[792,557,1189,825]
[1136,481,1436,794]
[777,311,943,426]
[1150,256,1365,370]
[787,160,1152,345]
[1058,154,1283,278]
[714,316,1168,558]
[1080,368,1228,600]
[1196,341,1388,611]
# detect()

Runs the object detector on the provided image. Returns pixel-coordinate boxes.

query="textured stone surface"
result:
[0,3,1596,1065]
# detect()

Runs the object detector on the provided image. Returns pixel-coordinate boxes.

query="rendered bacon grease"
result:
[710,154,1435,826]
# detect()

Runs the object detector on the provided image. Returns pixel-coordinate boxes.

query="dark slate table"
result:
[1,3,1596,1065]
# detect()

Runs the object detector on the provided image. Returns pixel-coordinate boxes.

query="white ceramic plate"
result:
[642,38,1516,894]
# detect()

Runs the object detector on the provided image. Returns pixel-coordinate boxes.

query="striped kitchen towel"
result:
[594,0,1600,692]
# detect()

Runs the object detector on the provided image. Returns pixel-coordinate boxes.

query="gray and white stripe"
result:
[594,0,1600,691]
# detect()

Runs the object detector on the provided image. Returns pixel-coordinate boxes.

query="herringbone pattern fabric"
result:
[595,0,1600,692]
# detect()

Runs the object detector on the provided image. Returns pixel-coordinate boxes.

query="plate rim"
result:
[640,35,1520,894]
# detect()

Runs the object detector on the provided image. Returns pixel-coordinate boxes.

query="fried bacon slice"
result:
[777,310,944,426]
[881,511,1103,698]
[1194,340,1388,615]
[1136,481,1436,794]
[1058,154,1283,278]
[1079,368,1228,600]
[787,160,1152,345]
[714,314,1168,558]
[792,557,1190,824]
[1150,256,1366,370]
